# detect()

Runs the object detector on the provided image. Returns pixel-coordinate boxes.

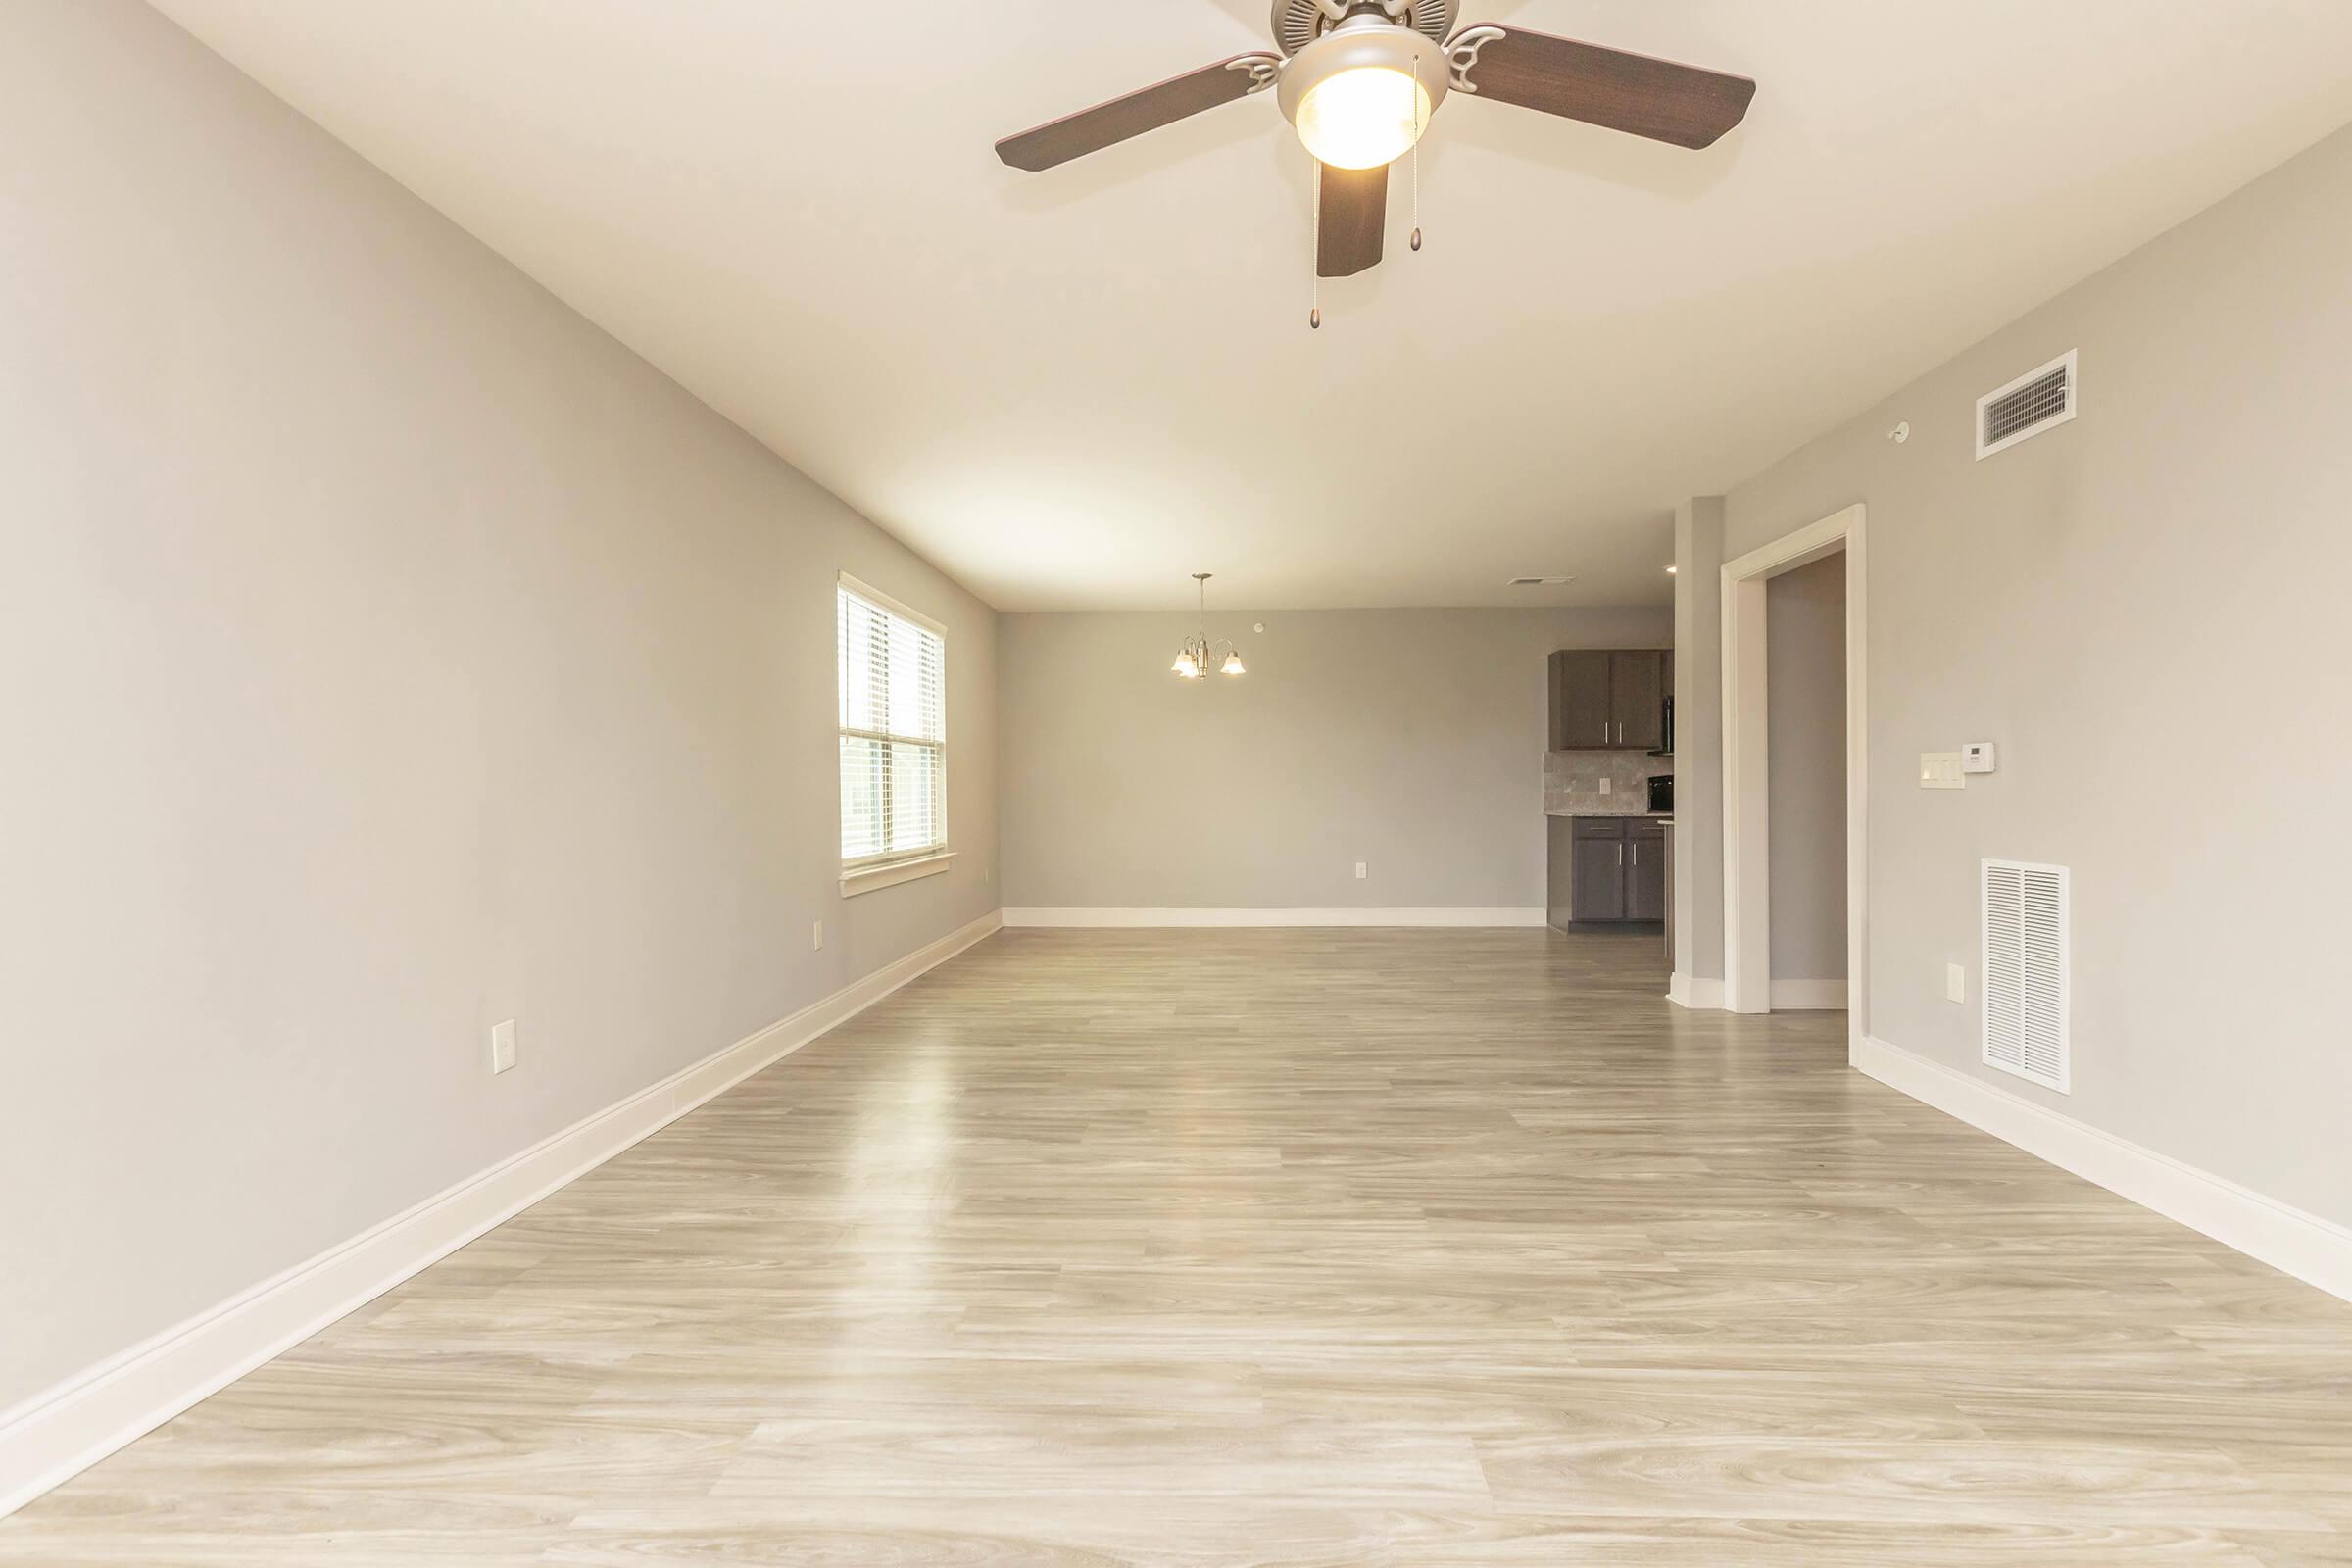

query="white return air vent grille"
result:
[1976,349,2078,459]
[1982,858,2070,1092]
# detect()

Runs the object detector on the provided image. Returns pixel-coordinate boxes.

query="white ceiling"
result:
[149,0,2352,610]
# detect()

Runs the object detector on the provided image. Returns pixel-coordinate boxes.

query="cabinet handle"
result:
[1633,845,1639,865]
[1618,844,1624,865]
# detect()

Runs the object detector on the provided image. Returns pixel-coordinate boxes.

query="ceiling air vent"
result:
[1983,859,2069,1093]
[1976,350,2078,460]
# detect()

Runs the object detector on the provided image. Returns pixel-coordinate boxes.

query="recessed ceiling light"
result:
[1507,575,1576,587]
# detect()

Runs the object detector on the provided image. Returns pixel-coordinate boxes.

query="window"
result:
[838,574,949,892]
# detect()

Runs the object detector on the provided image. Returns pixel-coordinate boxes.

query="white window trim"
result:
[837,572,949,887]
[839,571,946,639]
[841,850,956,898]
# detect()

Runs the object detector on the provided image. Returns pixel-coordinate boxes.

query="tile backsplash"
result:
[1545,751,1674,815]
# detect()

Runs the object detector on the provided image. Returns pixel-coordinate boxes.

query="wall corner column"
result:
[1671,496,1727,1002]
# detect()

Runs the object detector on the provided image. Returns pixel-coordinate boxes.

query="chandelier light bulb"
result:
[1221,652,1247,676]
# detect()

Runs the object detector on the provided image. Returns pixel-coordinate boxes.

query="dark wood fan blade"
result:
[1316,163,1388,278]
[1449,25,1754,149]
[996,54,1282,172]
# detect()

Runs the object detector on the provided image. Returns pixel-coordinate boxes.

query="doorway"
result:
[1720,505,1868,1052]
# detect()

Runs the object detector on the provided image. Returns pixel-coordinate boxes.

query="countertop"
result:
[1547,809,1673,820]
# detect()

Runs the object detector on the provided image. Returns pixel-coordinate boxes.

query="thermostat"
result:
[1962,742,1998,774]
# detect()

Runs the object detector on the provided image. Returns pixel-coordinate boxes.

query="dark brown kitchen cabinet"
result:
[1612,652,1667,752]
[1548,648,1670,751]
[1626,821,1667,921]
[1547,816,1667,928]
[1547,650,1613,749]
[1571,832,1626,922]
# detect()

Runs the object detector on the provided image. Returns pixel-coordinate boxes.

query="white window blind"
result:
[838,577,946,870]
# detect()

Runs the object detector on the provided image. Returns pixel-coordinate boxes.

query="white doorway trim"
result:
[1719,504,1868,1052]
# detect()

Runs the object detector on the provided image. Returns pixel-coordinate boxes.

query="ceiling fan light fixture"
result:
[1277,22,1447,171]
[1295,66,1429,169]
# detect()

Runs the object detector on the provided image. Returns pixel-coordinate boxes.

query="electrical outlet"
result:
[1355,861,1367,880]
[489,1019,517,1075]
[1919,752,1965,790]
[1599,777,1611,795]
[1945,963,1968,1004]
[812,919,823,951]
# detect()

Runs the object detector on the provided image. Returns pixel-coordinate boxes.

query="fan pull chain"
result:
[1309,157,1322,329]
[1409,57,1424,252]
[1411,139,1422,252]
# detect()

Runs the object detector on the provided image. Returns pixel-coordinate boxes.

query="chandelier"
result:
[1170,572,1246,680]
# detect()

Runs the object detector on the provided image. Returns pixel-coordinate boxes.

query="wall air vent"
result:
[1508,576,1575,587]
[1982,859,2070,1092]
[1976,350,2078,460]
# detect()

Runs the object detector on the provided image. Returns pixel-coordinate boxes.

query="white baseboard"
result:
[0,911,1004,1521]
[1001,907,1546,929]
[1769,978,1848,1010]
[1854,1035,2352,1303]
[1668,971,1725,1009]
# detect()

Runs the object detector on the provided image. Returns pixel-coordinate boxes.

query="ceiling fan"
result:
[995,1,1756,282]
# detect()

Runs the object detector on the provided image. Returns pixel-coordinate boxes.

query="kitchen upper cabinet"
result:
[1612,652,1667,752]
[1548,650,1613,750]
[1548,648,1670,751]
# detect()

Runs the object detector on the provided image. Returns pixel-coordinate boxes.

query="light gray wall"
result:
[1000,608,1673,910]
[1765,553,1847,984]
[1708,119,2352,1224]
[0,0,998,1412]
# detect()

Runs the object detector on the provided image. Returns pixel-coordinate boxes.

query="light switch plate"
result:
[490,1019,517,1075]
[1355,861,1367,880]
[812,920,823,951]
[1919,752,1965,790]
[1945,963,1968,1004]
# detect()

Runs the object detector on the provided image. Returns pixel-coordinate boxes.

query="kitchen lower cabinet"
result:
[1546,816,1668,928]
[1627,821,1667,921]
[1572,830,1626,921]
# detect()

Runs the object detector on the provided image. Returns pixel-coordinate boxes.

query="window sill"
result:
[841,851,956,898]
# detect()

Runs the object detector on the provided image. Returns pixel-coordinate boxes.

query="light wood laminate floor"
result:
[5,929,2349,1566]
